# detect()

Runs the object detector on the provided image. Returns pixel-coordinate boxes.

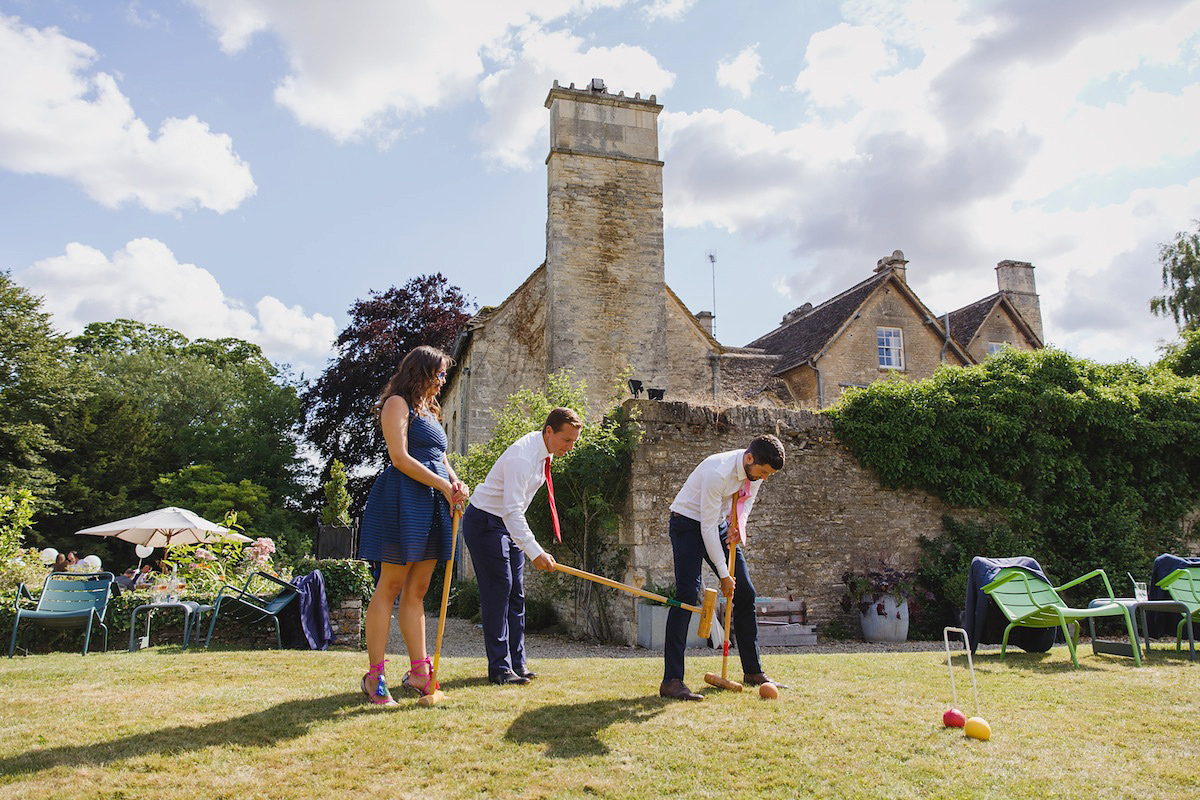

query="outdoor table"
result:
[128,600,212,652]
[1087,597,1196,662]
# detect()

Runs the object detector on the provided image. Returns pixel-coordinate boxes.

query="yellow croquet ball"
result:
[964,716,991,741]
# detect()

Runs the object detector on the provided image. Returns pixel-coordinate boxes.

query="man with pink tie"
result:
[659,434,786,701]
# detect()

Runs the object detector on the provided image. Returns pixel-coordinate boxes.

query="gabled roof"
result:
[747,266,974,374]
[946,292,1002,350]
[946,291,1043,351]
[746,271,891,373]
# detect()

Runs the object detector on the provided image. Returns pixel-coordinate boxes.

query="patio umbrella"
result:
[75,506,253,548]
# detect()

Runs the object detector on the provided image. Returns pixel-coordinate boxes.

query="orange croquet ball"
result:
[758,682,779,700]
[964,716,991,741]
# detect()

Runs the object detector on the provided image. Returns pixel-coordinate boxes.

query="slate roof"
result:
[946,292,1002,350]
[746,270,891,374]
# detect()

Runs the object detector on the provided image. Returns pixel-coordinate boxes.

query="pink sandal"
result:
[401,656,437,697]
[361,659,397,706]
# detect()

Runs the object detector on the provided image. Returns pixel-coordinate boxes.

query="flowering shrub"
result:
[244,538,276,569]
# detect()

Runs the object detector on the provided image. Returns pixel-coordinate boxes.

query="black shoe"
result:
[489,670,530,686]
[514,667,538,679]
[659,678,703,701]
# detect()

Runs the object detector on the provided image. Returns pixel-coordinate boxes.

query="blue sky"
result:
[2,0,1199,380]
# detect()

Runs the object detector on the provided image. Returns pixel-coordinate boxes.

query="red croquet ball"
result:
[943,708,966,728]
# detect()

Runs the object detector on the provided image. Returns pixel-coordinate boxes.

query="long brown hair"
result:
[375,345,452,420]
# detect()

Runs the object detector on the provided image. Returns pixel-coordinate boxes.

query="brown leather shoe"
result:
[659,678,703,701]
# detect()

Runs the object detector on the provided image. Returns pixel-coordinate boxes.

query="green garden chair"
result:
[203,571,298,650]
[1156,567,1200,654]
[981,567,1140,667]
[8,571,115,657]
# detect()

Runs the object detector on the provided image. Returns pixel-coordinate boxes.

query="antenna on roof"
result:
[706,250,717,337]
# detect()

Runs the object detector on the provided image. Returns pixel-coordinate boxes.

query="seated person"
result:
[114,569,137,590]
[133,564,155,587]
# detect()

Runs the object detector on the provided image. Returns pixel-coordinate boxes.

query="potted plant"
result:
[841,563,926,643]
[317,459,357,559]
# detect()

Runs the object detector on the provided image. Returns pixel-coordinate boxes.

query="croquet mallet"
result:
[417,504,463,708]
[554,563,718,639]
[704,493,744,691]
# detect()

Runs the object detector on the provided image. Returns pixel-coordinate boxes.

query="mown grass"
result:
[1,643,1197,799]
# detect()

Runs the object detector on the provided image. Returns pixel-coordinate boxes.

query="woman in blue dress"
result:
[359,345,469,705]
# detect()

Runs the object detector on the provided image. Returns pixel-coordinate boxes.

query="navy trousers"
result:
[461,504,527,677]
[664,513,761,681]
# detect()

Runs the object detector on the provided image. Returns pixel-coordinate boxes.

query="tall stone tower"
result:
[995,259,1044,343]
[543,79,668,408]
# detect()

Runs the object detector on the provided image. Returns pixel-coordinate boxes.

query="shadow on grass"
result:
[0,693,367,776]
[505,695,667,757]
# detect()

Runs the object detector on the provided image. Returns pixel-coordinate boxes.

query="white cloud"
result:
[477,26,674,169]
[716,45,762,98]
[642,0,696,22]
[16,238,336,369]
[0,14,255,214]
[658,1,1200,364]
[188,0,634,146]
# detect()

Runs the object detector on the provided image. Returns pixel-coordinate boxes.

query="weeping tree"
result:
[1150,220,1200,332]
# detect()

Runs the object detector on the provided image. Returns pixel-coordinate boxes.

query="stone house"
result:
[442,80,1044,451]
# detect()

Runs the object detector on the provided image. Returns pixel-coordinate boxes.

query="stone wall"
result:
[328,597,363,649]
[966,308,1035,363]
[590,398,953,645]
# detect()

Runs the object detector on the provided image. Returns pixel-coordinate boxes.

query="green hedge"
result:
[829,348,1200,633]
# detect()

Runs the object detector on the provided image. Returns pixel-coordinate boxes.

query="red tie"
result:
[544,456,561,543]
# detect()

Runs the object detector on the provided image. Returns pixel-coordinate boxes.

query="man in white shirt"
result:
[660,434,786,701]
[463,407,582,685]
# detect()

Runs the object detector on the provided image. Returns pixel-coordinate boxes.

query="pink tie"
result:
[544,457,562,543]
[729,479,751,541]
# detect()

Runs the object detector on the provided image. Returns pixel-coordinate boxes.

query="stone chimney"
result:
[543,80,667,409]
[695,311,714,335]
[874,249,908,283]
[995,259,1043,343]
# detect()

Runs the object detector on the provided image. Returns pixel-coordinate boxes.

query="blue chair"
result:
[8,571,115,657]
[204,571,299,650]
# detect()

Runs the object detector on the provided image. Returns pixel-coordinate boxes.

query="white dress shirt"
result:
[468,430,552,561]
[669,449,762,579]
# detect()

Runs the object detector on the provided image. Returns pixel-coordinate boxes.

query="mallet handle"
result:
[554,564,703,614]
[430,506,463,684]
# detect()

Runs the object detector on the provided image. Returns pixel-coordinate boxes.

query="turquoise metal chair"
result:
[981,567,1140,667]
[8,571,115,657]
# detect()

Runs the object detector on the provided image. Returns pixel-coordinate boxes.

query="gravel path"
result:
[387,613,980,662]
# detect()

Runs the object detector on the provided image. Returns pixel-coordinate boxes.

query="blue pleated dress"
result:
[359,408,453,566]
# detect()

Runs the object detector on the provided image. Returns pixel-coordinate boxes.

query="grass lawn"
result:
[1,642,1197,799]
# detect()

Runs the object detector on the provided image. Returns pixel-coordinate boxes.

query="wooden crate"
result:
[716,597,817,646]
[758,620,818,646]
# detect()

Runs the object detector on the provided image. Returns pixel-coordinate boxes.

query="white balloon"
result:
[134,544,154,558]
[40,548,59,565]
[81,555,102,571]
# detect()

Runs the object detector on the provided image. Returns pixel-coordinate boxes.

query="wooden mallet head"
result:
[416,687,446,707]
[697,587,718,639]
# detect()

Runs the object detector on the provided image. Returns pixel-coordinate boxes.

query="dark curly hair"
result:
[374,345,452,420]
